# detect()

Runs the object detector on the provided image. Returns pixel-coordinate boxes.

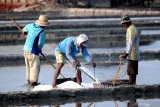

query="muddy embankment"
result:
[0,49,160,67]
[0,84,160,106]
[1,7,160,20]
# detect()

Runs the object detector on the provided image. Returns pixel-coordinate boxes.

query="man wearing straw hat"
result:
[22,15,49,86]
[119,14,140,85]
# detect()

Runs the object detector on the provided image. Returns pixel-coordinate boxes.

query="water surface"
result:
[0,60,159,92]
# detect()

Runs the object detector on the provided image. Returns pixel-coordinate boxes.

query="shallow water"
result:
[0,36,160,107]
[52,99,160,107]
[0,60,160,106]
[0,60,159,92]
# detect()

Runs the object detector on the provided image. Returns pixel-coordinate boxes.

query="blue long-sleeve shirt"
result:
[23,23,45,55]
[55,37,91,63]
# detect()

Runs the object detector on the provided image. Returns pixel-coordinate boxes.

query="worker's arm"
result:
[81,46,91,63]
[38,31,45,50]
[65,41,76,63]
[22,24,30,37]
[81,47,96,67]
[22,31,28,37]
[126,28,135,55]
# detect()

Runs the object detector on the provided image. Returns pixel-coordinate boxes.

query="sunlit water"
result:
[0,60,160,106]
[0,60,159,92]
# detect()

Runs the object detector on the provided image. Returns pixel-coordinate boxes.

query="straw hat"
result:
[35,15,49,26]
[121,14,131,24]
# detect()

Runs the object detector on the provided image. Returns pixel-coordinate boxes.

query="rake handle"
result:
[40,53,65,78]
[10,17,23,32]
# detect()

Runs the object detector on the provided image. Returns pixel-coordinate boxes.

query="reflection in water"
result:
[53,103,96,107]
[55,102,82,107]
[10,98,160,107]
[127,99,138,107]
[25,100,138,107]
[87,103,95,107]
[111,99,138,107]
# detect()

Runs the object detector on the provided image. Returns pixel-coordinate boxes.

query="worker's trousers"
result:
[127,60,138,85]
[23,51,40,83]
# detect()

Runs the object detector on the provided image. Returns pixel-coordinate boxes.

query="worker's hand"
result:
[22,31,27,36]
[90,60,96,68]
[119,53,128,60]
[73,61,81,68]
[21,31,27,39]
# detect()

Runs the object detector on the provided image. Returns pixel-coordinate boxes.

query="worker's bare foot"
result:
[52,85,57,88]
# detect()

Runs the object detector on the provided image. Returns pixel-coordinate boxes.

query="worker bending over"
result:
[52,34,96,87]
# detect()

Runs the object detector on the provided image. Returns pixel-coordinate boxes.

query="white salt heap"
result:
[32,81,83,91]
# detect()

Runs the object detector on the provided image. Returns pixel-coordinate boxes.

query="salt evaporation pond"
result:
[0,60,160,107]
[0,60,160,92]
[0,40,159,106]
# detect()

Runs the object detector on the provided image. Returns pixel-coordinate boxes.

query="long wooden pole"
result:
[10,17,23,32]
[64,59,97,82]
[40,53,65,78]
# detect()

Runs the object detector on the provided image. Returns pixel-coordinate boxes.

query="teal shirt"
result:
[23,23,45,55]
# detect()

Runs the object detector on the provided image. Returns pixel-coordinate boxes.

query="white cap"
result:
[76,34,88,46]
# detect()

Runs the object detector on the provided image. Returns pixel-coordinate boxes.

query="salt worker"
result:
[22,15,49,86]
[119,14,140,85]
[52,34,96,87]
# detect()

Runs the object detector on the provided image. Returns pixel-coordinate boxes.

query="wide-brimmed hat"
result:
[35,15,49,26]
[121,14,131,24]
